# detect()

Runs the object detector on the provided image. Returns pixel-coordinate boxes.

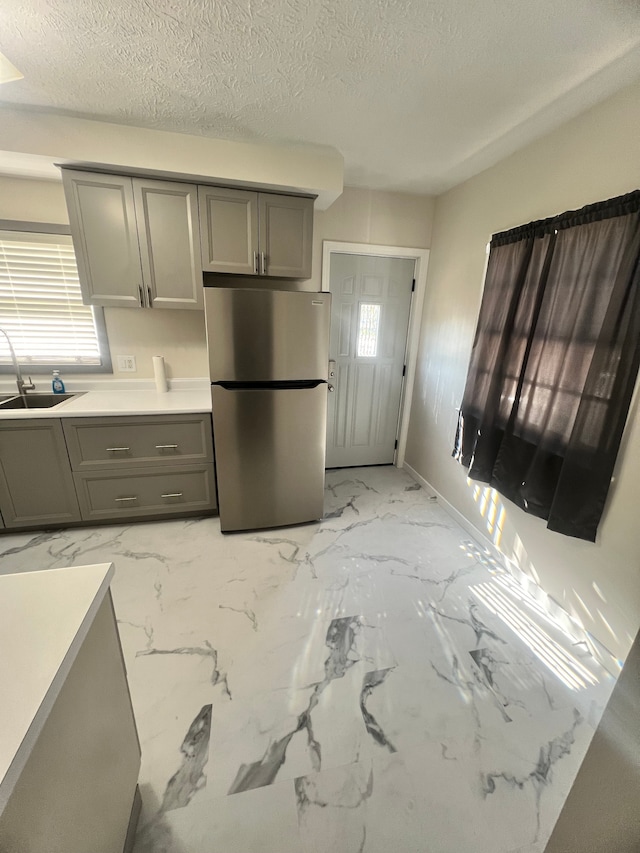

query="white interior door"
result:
[326,253,415,468]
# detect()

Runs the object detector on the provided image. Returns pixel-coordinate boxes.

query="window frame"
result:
[0,219,113,374]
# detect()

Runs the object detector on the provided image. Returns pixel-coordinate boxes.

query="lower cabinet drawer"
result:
[74,464,217,521]
[63,414,213,470]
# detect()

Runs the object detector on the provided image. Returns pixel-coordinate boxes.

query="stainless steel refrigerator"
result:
[205,287,331,532]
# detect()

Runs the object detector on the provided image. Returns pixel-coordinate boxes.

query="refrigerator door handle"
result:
[214,379,326,391]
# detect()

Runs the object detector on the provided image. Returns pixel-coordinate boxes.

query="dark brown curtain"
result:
[454,190,640,542]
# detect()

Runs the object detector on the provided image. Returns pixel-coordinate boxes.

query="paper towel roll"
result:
[153,356,168,393]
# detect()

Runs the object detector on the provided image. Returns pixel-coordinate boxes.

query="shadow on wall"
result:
[466,479,625,674]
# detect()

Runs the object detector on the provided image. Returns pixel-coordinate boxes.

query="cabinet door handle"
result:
[147,285,153,307]
[260,252,267,275]
[155,444,178,450]
[115,496,137,502]
[106,446,130,452]
[138,285,144,307]
[253,251,259,274]
[161,492,183,499]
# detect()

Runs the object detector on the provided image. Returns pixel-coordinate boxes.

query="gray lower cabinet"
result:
[0,420,81,528]
[73,464,216,521]
[66,413,217,523]
[62,414,213,470]
[0,413,216,530]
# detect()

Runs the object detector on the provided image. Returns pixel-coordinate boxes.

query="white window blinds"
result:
[0,230,103,365]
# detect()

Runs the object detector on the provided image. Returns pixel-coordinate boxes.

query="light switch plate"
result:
[117,355,137,372]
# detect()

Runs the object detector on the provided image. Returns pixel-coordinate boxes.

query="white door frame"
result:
[321,240,429,469]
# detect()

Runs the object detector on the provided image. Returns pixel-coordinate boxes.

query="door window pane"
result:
[357,303,381,357]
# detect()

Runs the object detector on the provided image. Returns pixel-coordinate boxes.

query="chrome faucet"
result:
[0,327,35,397]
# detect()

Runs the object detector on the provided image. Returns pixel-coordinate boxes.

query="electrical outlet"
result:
[117,355,137,372]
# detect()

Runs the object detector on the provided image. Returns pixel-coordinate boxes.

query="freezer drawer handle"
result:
[155,444,178,450]
[107,446,130,452]
[115,496,137,502]
[161,492,183,499]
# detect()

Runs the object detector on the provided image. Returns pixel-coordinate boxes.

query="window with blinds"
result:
[0,229,109,368]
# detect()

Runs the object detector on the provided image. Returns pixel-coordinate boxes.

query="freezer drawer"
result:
[212,383,327,531]
[205,288,331,382]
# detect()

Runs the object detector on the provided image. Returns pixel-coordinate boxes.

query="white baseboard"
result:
[402,461,499,558]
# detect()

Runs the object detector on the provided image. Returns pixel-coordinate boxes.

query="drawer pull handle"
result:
[107,447,130,452]
[115,496,138,502]
[155,444,178,450]
[161,492,183,499]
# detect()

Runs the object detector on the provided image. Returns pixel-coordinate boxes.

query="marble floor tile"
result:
[137,778,304,853]
[0,465,618,853]
[295,754,422,853]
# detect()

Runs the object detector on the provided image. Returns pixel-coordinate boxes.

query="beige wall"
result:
[0,176,68,223]
[311,185,435,294]
[405,80,640,661]
[0,108,344,209]
[0,178,433,380]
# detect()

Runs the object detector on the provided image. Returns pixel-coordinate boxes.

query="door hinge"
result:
[394,439,398,449]
[402,364,406,377]
[411,278,416,292]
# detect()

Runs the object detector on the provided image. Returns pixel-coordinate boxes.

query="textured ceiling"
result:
[1,0,640,194]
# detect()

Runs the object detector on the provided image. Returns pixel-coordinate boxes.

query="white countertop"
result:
[0,563,114,814]
[0,388,212,419]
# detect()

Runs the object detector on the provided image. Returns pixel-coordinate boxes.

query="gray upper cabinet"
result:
[0,419,81,528]
[133,179,203,310]
[198,186,259,275]
[258,193,313,279]
[199,186,314,279]
[64,169,315,296]
[62,170,144,308]
[62,170,203,310]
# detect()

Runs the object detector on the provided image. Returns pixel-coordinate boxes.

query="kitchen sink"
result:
[0,393,80,409]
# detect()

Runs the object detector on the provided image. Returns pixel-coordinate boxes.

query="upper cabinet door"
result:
[198,187,259,275]
[134,179,203,310]
[61,170,144,308]
[258,193,314,279]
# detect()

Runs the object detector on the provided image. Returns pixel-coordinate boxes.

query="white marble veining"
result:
[0,467,617,852]
[0,563,113,813]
